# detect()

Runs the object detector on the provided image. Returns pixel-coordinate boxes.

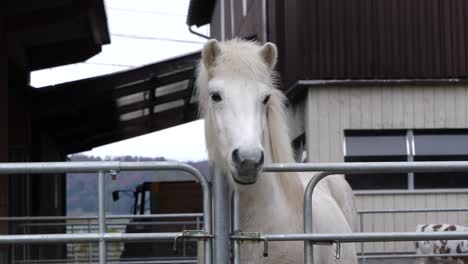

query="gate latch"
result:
[231,231,269,257]
[173,230,214,254]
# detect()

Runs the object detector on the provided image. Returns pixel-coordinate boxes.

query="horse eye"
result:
[262,95,271,105]
[211,93,222,102]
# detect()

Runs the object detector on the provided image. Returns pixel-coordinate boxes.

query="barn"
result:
[2,1,202,262]
[1,1,110,261]
[187,0,468,258]
[3,0,468,262]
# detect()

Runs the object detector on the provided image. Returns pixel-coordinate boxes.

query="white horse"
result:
[196,38,357,264]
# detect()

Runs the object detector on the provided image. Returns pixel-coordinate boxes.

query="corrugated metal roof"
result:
[271,0,468,87]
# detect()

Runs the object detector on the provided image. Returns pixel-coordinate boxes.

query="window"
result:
[344,129,468,190]
[413,130,468,189]
[344,130,408,190]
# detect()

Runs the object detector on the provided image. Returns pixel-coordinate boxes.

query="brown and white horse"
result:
[415,224,468,264]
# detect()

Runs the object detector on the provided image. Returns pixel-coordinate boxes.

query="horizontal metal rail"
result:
[17,221,201,227]
[0,161,209,174]
[262,231,468,242]
[14,257,198,264]
[0,232,181,244]
[0,213,203,221]
[358,207,468,214]
[263,161,468,173]
[358,253,468,259]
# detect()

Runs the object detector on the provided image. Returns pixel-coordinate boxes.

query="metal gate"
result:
[2,161,468,264]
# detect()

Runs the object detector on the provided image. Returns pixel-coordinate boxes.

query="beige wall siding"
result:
[303,85,468,254]
[305,85,468,163]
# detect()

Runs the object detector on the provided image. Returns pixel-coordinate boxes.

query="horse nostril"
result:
[232,149,241,166]
[256,151,264,167]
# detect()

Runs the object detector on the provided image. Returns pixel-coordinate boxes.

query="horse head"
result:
[196,39,286,185]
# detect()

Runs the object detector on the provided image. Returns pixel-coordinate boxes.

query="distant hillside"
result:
[67,155,209,216]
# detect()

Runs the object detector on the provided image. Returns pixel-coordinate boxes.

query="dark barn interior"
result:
[2,0,201,262]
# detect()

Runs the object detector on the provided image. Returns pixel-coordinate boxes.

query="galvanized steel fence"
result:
[1,214,203,263]
[357,207,468,261]
[2,161,468,263]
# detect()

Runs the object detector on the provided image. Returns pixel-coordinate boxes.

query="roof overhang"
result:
[186,0,216,27]
[32,52,201,154]
[6,0,110,70]
[287,79,468,104]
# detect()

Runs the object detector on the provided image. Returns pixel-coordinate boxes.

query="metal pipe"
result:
[0,213,203,221]
[358,253,468,259]
[220,0,225,41]
[188,26,209,39]
[233,191,240,264]
[261,0,267,42]
[406,129,415,190]
[98,171,106,264]
[203,182,212,264]
[262,231,468,242]
[304,172,331,264]
[87,219,92,263]
[358,208,468,214]
[212,166,230,264]
[262,161,468,173]
[0,161,209,175]
[17,221,203,228]
[12,258,198,264]
[0,232,182,243]
[359,213,364,258]
[229,0,235,37]
[5,160,468,174]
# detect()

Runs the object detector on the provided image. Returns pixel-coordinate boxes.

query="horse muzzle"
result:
[231,147,264,184]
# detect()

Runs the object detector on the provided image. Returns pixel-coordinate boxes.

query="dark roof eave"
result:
[186,0,216,27]
[286,78,468,103]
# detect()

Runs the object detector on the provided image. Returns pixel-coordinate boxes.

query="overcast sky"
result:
[31,0,209,162]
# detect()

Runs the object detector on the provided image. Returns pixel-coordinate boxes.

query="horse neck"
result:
[237,125,305,227]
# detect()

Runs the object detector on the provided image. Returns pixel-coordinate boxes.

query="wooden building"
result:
[2,0,202,262]
[2,0,109,261]
[187,0,468,255]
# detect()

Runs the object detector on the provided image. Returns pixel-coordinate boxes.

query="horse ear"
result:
[202,39,221,69]
[259,42,278,69]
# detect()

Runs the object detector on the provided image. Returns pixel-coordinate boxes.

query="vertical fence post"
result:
[233,191,240,264]
[360,213,364,260]
[97,171,106,264]
[212,166,231,264]
[87,219,92,263]
[304,172,331,264]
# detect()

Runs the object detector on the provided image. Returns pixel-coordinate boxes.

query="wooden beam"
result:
[0,18,8,162]
[0,17,9,231]
[34,53,200,118]
[112,67,195,99]
[117,84,194,115]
